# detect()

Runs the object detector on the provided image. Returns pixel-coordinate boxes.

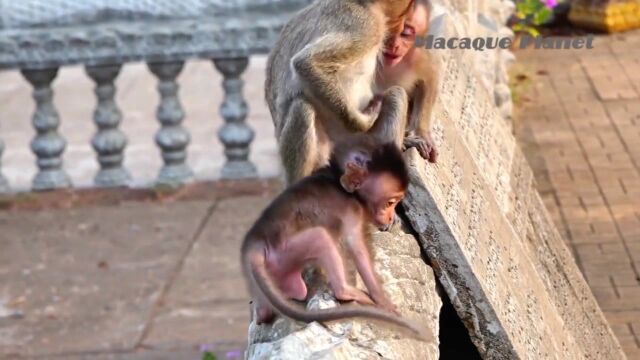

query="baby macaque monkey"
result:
[377,0,439,163]
[241,136,429,340]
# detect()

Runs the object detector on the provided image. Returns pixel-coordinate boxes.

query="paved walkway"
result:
[0,182,280,359]
[514,30,640,358]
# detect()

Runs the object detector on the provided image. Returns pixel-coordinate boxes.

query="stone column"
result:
[213,57,257,179]
[570,0,640,32]
[21,68,71,191]
[86,64,131,187]
[148,61,194,187]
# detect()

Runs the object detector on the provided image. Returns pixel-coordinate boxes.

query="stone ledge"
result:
[0,179,282,211]
[0,0,310,29]
[0,15,292,69]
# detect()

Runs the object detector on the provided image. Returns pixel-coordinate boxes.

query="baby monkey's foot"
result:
[371,293,400,315]
[403,134,438,163]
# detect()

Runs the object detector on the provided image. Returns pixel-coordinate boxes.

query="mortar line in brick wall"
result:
[30,348,134,359]
[628,322,640,348]
[610,275,622,298]
[551,69,640,282]
[602,308,640,313]
[552,188,584,265]
[603,102,640,176]
[611,47,640,96]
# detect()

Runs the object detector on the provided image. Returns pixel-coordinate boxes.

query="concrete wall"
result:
[403,0,625,358]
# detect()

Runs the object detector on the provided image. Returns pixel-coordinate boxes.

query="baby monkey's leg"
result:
[254,295,276,324]
[284,227,374,305]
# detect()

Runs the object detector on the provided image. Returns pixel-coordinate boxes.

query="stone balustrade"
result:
[0,0,310,191]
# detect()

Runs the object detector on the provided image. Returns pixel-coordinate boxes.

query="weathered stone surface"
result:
[246,224,442,360]
[0,0,311,69]
[0,201,210,357]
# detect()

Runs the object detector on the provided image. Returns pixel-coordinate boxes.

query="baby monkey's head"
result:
[383,0,431,67]
[332,136,409,231]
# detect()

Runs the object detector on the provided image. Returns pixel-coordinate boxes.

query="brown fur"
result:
[265,0,416,184]
[377,0,440,162]
[241,138,429,340]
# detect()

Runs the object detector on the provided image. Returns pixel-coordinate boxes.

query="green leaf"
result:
[533,7,552,25]
[511,23,540,37]
[523,0,539,13]
[527,27,541,37]
[202,352,217,360]
[516,2,535,15]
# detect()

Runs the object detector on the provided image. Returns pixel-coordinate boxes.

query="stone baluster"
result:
[213,57,257,179]
[21,68,71,191]
[86,64,131,187]
[0,139,9,192]
[148,61,193,186]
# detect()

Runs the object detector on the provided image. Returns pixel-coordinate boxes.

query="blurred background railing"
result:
[0,0,311,192]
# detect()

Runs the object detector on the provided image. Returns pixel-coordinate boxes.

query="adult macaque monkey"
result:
[241,136,429,340]
[377,0,439,163]
[266,0,416,184]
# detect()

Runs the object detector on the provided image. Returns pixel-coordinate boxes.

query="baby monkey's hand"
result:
[403,132,438,163]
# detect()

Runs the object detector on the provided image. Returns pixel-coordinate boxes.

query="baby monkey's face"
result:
[382,3,429,67]
[358,171,406,231]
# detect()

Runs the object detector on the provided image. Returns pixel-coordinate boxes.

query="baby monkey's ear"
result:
[340,150,370,193]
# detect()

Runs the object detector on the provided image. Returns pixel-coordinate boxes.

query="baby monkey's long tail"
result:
[244,247,431,341]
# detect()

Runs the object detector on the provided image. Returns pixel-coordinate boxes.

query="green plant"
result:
[512,0,558,36]
[202,351,217,360]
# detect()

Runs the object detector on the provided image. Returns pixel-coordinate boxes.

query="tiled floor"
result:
[514,30,640,358]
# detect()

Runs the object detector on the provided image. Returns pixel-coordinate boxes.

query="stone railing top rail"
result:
[0,0,310,69]
[0,0,309,29]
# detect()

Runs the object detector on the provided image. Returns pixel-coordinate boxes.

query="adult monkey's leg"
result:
[367,86,410,147]
[279,99,320,184]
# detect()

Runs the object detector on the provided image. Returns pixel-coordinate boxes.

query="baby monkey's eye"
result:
[387,200,396,208]
[401,25,416,38]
